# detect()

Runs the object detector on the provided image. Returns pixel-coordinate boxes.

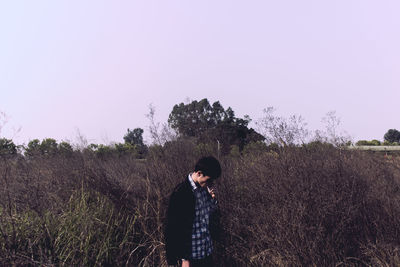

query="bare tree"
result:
[73,128,89,150]
[145,104,177,146]
[0,110,8,137]
[313,111,352,146]
[0,111,22,142]
[256,107,310,146]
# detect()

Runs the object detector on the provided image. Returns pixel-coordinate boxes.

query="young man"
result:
[165,156,222,267]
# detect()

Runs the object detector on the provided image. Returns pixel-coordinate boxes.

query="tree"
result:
[168,99,264,153]
[146,104,177,146]
[123,128,148,157]
[25,139,41,156]
[124,128,144,146]
[0,111,8,136]
[40,138,58,155]
[256,107,309,146]
[0,138,17,156]
[58,141,74,156]
[168,99,224,137]
[384,129,400,143]
[25,138,59,157]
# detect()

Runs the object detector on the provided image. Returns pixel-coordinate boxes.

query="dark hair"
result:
[194,156,222,180]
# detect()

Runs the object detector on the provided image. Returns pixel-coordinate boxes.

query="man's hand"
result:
[181,259,190,267]
[207,187,217,199]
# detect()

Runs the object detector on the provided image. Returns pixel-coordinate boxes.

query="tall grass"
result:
[1,140,400,266]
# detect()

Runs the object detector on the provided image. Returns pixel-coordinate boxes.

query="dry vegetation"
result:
[1,140,400,266]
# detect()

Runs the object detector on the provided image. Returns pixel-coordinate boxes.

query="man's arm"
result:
[165,191,181,265]
[165,187,193,265]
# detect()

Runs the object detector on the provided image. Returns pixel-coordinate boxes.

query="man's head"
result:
[192,156,221,187]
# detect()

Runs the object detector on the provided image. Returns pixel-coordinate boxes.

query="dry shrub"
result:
[361,242,400,266]
[1,141,400,266]
[216,144,400,266]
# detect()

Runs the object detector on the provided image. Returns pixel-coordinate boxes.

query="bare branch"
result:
[145,104,176,146]
[256,107,310,146]
[313,111,352,146]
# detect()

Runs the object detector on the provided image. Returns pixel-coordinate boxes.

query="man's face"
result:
[193,171,212,187]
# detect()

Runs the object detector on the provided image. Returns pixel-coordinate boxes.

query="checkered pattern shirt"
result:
[188,174,217,260]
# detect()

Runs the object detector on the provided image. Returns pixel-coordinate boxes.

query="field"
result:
[1,140,400,266]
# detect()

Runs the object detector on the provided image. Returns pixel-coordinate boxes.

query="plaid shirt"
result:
[188,174,217,260]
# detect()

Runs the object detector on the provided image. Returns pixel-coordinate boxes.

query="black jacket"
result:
[165,177,221,265]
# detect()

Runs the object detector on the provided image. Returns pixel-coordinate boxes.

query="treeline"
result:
[356,129,400,146]
[1,98,355,159]
[2,99,400,157]
[1,99,266,158]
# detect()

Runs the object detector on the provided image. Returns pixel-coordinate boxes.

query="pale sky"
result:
[1,1,400,145]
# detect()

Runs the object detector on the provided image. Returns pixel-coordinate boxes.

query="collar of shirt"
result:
[188,173,199,192]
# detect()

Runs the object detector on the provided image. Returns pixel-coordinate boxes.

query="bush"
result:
[1,141,400,266]
[0,190,137,266]
[356,140,381,146]
[217,145,400,265]
[383,140,400,146]
[370,139,381,146]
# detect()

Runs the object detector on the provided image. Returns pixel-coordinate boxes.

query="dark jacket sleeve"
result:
[165,191,180,265]
[165,183,194,265]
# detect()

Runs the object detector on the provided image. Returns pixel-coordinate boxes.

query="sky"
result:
[1,0,400,145]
